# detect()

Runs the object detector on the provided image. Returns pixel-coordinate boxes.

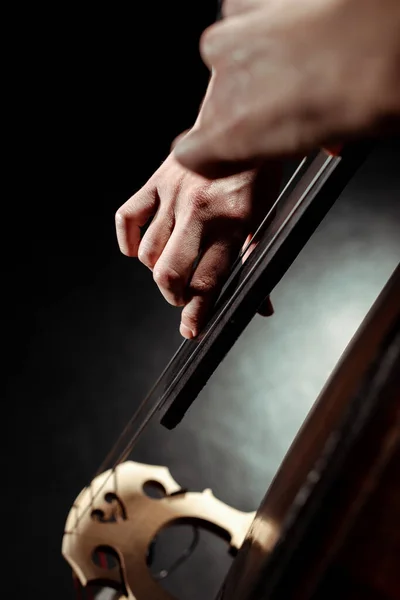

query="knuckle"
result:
[160,172,184,202]
[188,187,213,215]
[138,242,157,269]
[199,26,218,61]
[227,201,251,222]
[182,309,199,332]
[115,210,137,257]
[213,197,251,228]
[190,274,216,296]
[115,209,127,230]
[199,22,230,65]
[153,264,183,295]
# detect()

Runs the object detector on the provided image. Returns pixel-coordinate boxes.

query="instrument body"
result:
[218,266,400,600]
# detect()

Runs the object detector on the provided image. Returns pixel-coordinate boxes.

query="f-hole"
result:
[91,492,127,523]
[147,518,234,599]
[143,480,167,499]
[90,545,128,597]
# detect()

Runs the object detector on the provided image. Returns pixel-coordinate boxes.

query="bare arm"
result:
[174,0,400,178]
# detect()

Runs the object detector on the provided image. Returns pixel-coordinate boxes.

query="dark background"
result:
[4,3,400,599]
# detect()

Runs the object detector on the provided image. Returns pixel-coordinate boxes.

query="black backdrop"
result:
[5,3,216,598]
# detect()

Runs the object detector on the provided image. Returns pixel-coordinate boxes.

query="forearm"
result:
[173,0,400,178]
[193,71,216,129]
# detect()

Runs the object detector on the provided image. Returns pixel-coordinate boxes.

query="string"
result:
[98,158,308,473]
[72,151,337,531]
[231,158,307,268]
[70,527,200,596]
[69,489,201,593]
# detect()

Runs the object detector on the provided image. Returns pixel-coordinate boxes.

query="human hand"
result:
[174,0,400,178]
[116,153,280,338]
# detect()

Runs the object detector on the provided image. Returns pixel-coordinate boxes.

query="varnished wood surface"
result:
[315,443,400,600]
[219,265,400,600]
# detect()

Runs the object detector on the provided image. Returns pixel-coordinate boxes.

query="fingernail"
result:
[180,322,195,339]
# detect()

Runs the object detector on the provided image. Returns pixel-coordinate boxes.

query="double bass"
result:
[62,142,400,599]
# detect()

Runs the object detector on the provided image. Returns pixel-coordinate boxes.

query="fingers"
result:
[180,238,242,338]
[180,229,274,339]
[180,295,211,339]
[138,207,174,270]
[152,218,203,307]
[115,186,158,257]
[115,151,279,339]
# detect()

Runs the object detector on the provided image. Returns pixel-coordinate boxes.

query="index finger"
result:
[115,186,158,257]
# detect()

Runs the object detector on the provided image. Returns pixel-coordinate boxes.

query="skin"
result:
[174,0,400,177]
[116,156,280,338]
[116,0,400,338]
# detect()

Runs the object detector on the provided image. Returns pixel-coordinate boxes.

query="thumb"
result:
[173,128,258,179]
[170,128,191,152]
[173,128,216,175]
